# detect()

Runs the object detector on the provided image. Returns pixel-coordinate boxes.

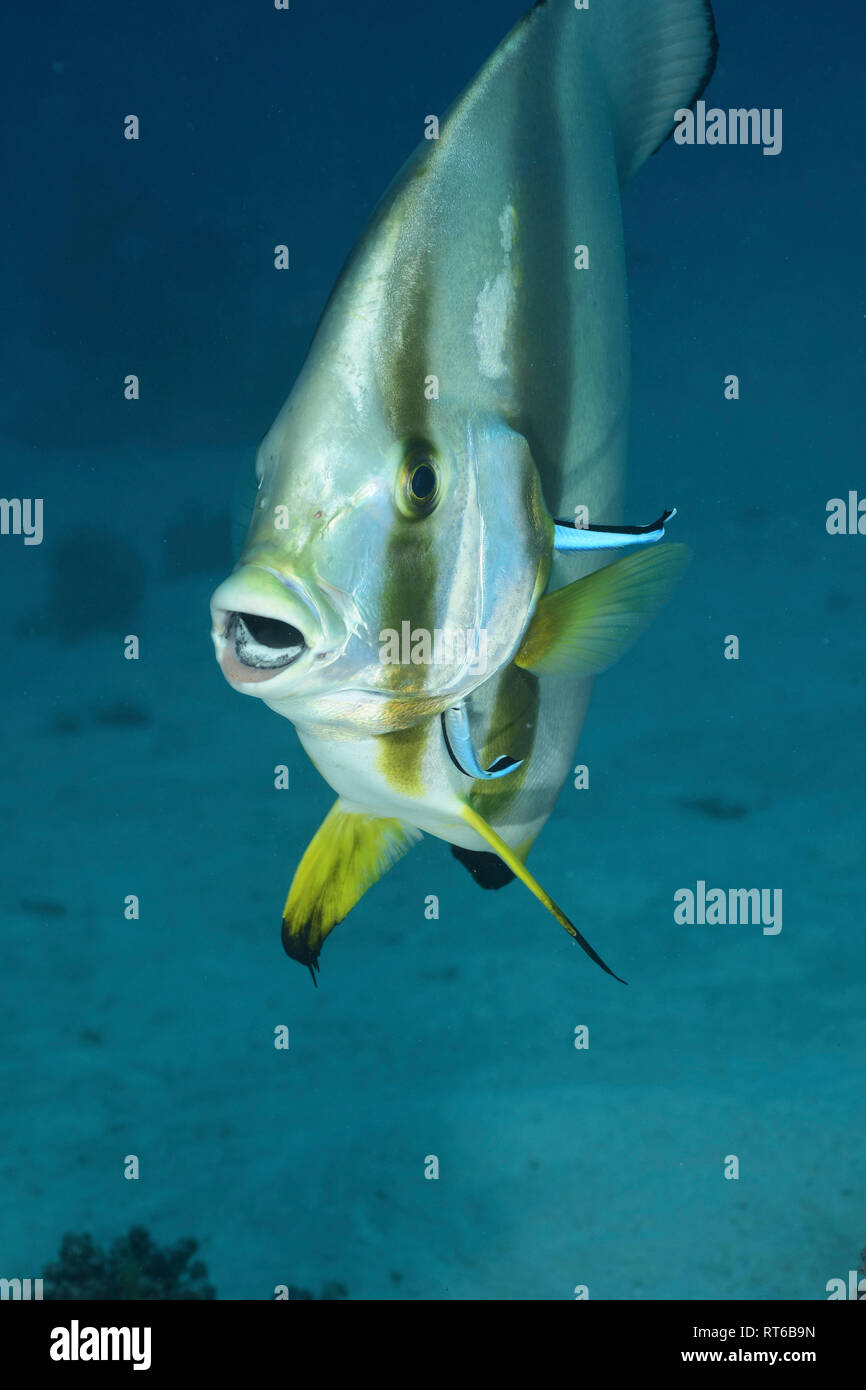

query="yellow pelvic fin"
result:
[460,804,626,983]
[282,799,422,982]
[515,543,689,676]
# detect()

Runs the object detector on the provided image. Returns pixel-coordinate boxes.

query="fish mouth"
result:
[227,611,307,673]
[210,565,328,688]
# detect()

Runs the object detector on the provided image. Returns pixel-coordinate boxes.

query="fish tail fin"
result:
[460,804,626,984]
[282,799,422,976]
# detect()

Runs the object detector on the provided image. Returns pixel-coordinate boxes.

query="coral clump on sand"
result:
[42,1227,215,1300]
[285,1281,348,1300]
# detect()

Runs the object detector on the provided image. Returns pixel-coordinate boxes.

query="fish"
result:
[210,0,718,983]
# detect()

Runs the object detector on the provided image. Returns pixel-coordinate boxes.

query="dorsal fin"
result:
[299,0,719,422]
[577,0,719,185]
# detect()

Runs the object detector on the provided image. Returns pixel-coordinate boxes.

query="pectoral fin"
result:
[282,799,422,982]
[461,804,626,983]
[515,543,688,677]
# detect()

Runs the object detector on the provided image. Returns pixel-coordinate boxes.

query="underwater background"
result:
[1,0,863,1300]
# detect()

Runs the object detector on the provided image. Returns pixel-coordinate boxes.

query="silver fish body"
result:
[210,0,717,977]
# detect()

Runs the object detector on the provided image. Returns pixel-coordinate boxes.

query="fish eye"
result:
[398,449,440,518]
[410,463,436,500]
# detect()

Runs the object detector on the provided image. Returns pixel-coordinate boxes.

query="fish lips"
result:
[210,567,333,691]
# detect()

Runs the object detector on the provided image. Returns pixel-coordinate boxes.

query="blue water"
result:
[1,0,863,1300]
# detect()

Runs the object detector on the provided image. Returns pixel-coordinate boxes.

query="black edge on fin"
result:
[568,922,628,986]
[450,844,516,890]
[281,922,324,987]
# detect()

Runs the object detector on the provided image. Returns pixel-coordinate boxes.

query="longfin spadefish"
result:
[282,800,422,982]
[515,543,688,677]
[460,804,626,983]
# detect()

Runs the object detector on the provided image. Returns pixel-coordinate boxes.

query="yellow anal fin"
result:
[282,799,422,982]
[515,543,689,676]
[461,804,626,984]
